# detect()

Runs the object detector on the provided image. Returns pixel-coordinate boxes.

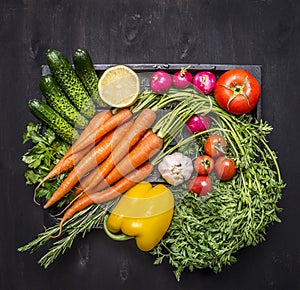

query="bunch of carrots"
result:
[36,107,163,234]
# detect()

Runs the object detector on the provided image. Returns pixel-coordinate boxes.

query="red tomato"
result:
[214,69,261,115]
[188,176,213,196]
[194,155,214,175]
[204,135,226,158]
[214,156,237,181]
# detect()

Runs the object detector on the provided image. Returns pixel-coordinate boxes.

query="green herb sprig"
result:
[18,200,118,268]
[148,91,285,281]
[22,122,74,206]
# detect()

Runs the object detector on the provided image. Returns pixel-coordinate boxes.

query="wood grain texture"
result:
[1,0,300,289]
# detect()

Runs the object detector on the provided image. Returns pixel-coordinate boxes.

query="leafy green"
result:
[22,122,73,206]
[149,94,285,281]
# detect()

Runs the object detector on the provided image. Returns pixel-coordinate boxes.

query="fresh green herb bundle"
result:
[22,122,74,206]
[151,112,285,281]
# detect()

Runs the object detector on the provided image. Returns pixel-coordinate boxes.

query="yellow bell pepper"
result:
[103,182,174,251]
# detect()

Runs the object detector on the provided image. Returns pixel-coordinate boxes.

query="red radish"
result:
[186,114,211,134]
[193,71,216,94]
[173,67,193,89]
[150,70,172,94]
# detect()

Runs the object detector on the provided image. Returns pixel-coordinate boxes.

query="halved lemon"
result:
[98,65,140,108]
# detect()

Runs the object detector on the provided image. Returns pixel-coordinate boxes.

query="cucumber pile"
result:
[29,48,103,144]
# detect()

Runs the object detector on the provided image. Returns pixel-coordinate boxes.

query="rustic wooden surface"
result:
[1,0,299,289]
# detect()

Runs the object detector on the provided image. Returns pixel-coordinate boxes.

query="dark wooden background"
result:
[1,0,299,289]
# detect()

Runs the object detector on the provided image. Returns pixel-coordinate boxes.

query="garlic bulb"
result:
[158,152,193,186]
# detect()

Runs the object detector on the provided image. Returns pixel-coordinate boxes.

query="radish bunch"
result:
[149,68,216,95]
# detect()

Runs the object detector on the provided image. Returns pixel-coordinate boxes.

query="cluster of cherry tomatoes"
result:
[188,135,237,196]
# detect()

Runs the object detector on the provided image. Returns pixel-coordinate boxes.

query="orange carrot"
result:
[64,108,132,158]
[44,145,93,182]
[73,184,84,196]
[43,121,133,209]
[38,110,112,184]
[140,128,155,140]
[33,144,93,204]
[75,129,155,195]
[63,110,112,157]
[36,109,131,204]
[85,131,162,193]
[58,162,154,230]
[91,162,154,203]
[79,109,156,193]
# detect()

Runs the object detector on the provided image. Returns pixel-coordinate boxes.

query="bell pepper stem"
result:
[103,215,134,241]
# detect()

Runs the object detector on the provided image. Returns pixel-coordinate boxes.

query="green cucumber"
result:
[40,75,89,129]
[46,49,96,118]
[73,48,105,107]
[28,99,79,144]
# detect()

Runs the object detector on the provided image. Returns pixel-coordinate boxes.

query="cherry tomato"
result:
[204,135,226,158]
[214,69,261,115]
[214,156,237,181]
[188,176,213,196]
[194,155,214,175]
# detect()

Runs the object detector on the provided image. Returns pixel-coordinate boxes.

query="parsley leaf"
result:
[22,122,72,206]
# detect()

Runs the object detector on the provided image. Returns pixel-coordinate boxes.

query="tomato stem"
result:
[220,76,250,110]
